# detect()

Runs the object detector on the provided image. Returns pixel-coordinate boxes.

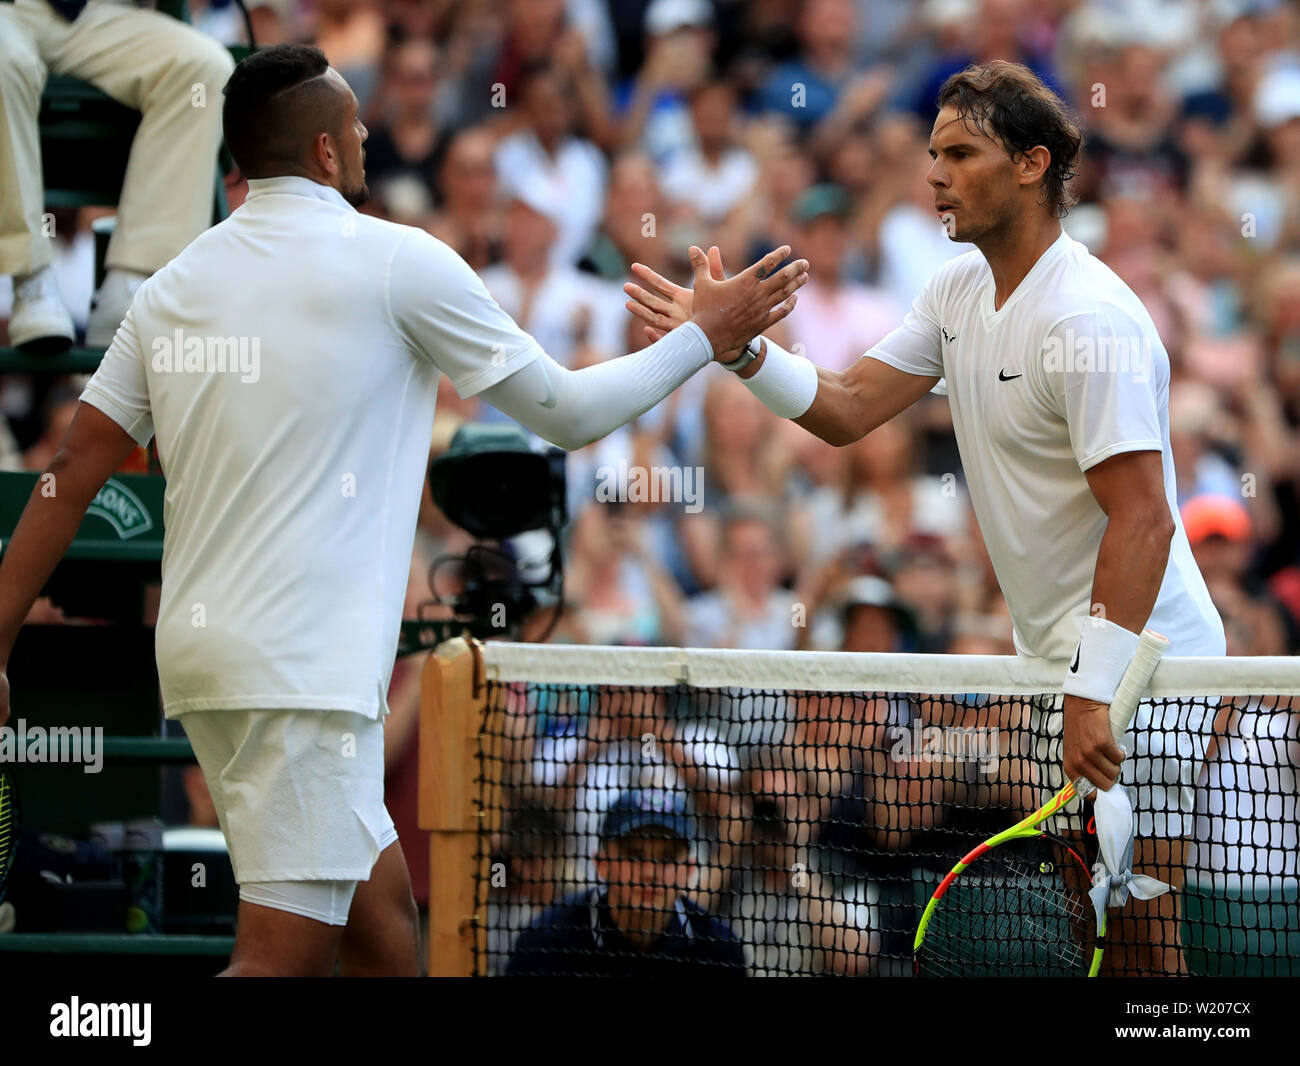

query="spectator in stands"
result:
[310,0,385,116]
[493,62,608,269]
[716,742,880,975]
[791,415,967,586]
[555,500,687,647]
[910,0,1066,120]
[1169,381,1242,504]
[754,0,874,138]
[580,151,677,284]
[478,189,626,371]
[425,127,502,271]
[837,574,916,653]
[485,807,569,976]
[1076,37,1188,215]
[888,533,962,652]
[782,183,902,373]
[1183,494,1298,653]
[616,0,715,167]
[0,0,234,351]
[684,499,798,650]
[872,112,977,308]
[660,79,759,227]
[505,789,746,975]
[361,39,450,209]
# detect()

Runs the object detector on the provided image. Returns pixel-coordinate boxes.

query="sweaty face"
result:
[927,104,1023,244]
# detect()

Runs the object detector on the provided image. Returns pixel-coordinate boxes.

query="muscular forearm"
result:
[1088,512,1173,635]
[739,341,937,447]
[0,454,104,661]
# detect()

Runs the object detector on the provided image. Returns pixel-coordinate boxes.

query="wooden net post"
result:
[420,636,494,977]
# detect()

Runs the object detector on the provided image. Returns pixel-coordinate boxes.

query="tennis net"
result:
[420,639,1300,977]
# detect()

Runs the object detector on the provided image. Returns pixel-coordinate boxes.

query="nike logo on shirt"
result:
[998,369,1022,381]
[536,363,558,408]
[1070,646,1080,672]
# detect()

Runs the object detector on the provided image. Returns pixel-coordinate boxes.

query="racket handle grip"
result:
[1072,628,1169,798]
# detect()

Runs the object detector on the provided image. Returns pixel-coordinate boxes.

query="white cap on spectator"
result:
[645,0,713,36]
[1255,64,1300,128]
[506,181,563,227]
[840,575,897,611]
[922,0,975,30]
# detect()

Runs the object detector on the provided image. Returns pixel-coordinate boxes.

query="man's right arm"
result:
[787,353,939,447]
[625,248,945,447]
[391,233,805,450]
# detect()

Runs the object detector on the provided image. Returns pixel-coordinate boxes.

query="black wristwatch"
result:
[719,337,763,373]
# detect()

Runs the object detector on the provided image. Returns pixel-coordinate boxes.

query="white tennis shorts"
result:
[1029,694,1215,838]
[178,707,399,886]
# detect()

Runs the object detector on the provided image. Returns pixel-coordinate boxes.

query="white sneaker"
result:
[9,265,75,355]
[86,268,149,349]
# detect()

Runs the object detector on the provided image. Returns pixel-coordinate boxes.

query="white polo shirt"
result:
[866,230,1224,660]
[80,176,543,718]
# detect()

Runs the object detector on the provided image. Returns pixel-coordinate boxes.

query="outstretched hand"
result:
[625,245,806,363]
[624,246,723,339]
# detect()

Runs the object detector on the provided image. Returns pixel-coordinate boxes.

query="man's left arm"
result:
[1048,308,1174,791]
[1064,450,1175,790]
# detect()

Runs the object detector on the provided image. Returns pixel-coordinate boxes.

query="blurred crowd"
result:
[4,0,1300,974]
[5,0,1300,660]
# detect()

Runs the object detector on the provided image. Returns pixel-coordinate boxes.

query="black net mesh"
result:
[473,679,1299,977]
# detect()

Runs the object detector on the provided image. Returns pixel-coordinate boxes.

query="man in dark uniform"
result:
[506,790,745,976]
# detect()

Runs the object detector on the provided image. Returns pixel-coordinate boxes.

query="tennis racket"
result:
[913,628,1169,977]
[0,765,16,905]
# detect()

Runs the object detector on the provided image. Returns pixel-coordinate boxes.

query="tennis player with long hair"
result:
[625,61,1226,975]
[0,45,806,977]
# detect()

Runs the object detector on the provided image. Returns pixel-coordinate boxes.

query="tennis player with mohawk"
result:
[0,44,807,978]
[625,61,1225,975]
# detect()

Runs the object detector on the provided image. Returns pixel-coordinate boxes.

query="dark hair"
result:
[221,44,331,176]
[936,61,1083,218]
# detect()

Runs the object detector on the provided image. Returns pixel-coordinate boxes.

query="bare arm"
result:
[1085,449,1175,632]
[625,250,937,447]
[786,353,938,447]
[1062,449,1175,791]
[0,403,141,722]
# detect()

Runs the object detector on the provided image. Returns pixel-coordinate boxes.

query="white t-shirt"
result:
[660,146,758,223]
[493,130,607,269]
[866,231,1224,660]
[80,176,543,718]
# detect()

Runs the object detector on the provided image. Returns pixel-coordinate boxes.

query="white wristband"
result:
[1061,618,1142,704]
[738,337,819,419]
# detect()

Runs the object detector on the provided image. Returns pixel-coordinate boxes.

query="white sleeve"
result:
[79,299,154,446]
[388,229,545,397]
[1043,308,1164,472]
[477,323,713,451]
[861,273,944,378]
